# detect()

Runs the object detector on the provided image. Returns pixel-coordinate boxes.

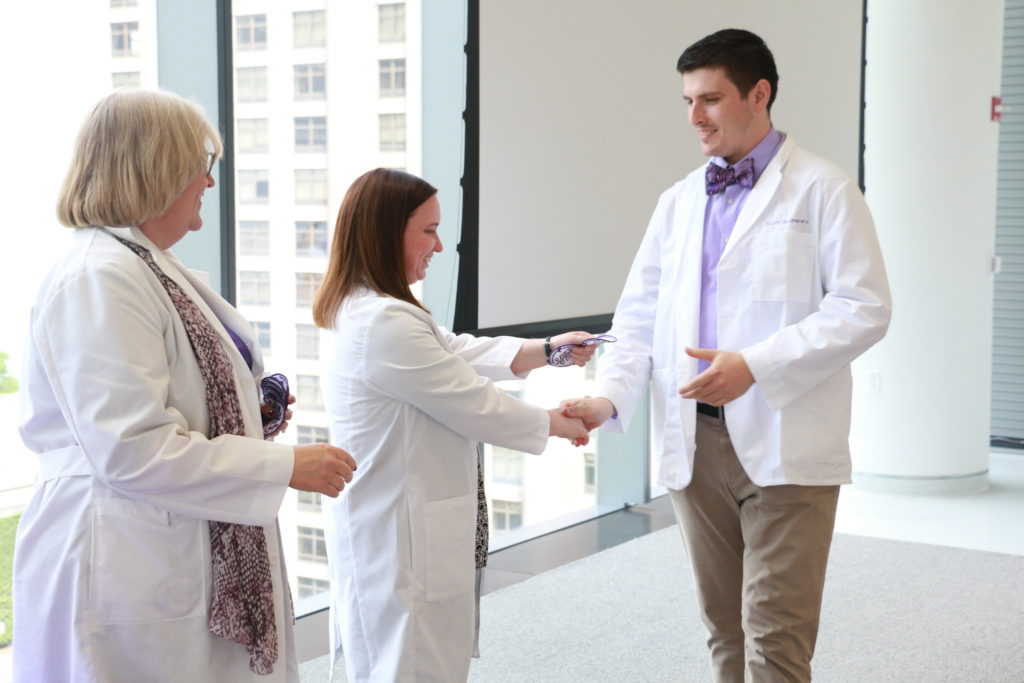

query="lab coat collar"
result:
[720,135,795,262]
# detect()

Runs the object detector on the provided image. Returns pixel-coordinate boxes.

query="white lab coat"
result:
[14,226,298,682]
[597,136,891,488]
[321,289,549,683]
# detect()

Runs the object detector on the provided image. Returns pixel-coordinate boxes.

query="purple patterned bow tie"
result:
[705,158,755,196]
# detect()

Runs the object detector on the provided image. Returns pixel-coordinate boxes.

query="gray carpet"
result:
[301,529,1024,682]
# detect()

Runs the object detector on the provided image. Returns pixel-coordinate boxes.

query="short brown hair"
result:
[57,89,223,228]
[313,168,438,328]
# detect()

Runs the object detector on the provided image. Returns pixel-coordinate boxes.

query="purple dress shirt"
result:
[697,128,786,373]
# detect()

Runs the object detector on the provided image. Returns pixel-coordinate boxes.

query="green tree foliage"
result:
[0,352,18,394]
[0,514,19,648]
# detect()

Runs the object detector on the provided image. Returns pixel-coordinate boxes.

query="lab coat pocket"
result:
[422,493,476,602]
[89,497,206,625]
[750,231,816,302]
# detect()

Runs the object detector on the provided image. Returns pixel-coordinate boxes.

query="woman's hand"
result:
[547,409,590,447]
[548,331,599,367]
[559,396,616,431]
[291,444,357,497]
[262,393,296,437]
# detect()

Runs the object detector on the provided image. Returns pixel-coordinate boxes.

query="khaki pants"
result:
[668,413,839,683]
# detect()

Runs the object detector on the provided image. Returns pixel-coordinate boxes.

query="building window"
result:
[492,447,524,485]
[236,66,268,103]
[379,3,405,43]
[236,118,269,153]
[297,526,327,563]
[584,452,596,494]
[293,10,326,48]
[111,22,139,57]
[296,221,328,258]
[296,374,324,411]
[111,71,140,89]
[296,272,324,308]
[294,116,327,153]
[111,0,138,6]
[491,499,523,532]
[297,491,323,512]
[238,170,269,204]
[296,324,320,360]
[297,576,329,598]
[238,220,269,256]
[236,14,267,51]
[252,321,271,352]
[294,63,326,100]
[297,425,328,445]
[239,271,271,306]
[379,59,406,98]
[379,114,406,152]
[295,169,328,205]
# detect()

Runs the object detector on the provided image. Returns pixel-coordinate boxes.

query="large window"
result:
[297,425,328,445]
[227,0,420,615]
[294,63,326,100]
[252,321,271,353]
[293,10,326,48]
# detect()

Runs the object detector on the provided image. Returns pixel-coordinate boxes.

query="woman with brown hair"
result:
[315,168,593,682]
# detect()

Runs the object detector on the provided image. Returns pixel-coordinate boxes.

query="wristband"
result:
[544,336,553,360]
[260,373,289,437]
[547,334,617,367]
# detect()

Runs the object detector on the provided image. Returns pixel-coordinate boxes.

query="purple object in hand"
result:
[260,373,289,437]
[547,335,617,368]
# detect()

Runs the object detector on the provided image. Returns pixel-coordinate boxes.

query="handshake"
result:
[548,397,616,448]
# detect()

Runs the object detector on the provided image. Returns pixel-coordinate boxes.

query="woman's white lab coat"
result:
[321,289,550,683]
[14,226,298,682]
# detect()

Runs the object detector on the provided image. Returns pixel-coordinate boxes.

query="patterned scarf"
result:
[114,235,279,675]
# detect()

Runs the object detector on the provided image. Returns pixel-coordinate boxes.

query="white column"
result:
[851,0,1003,493]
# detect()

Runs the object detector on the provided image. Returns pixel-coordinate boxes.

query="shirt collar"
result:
[709,127,786,186]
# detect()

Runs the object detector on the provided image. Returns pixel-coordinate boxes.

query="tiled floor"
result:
[483,449,1024,597]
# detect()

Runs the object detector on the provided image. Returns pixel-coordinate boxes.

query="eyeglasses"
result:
[205,152,218,177]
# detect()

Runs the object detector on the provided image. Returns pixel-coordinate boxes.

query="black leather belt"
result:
[696,402,725,420]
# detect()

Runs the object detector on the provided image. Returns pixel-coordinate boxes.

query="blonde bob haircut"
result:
[57,89,223,228]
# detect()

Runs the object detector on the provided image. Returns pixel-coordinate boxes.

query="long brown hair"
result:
[313,168,437,329]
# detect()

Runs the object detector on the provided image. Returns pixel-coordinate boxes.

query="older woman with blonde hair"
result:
[13,89,356,682]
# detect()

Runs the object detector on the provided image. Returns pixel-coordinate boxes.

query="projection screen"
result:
[468,0,864,332]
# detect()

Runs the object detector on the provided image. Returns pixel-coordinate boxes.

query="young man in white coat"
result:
[561,29,891,681]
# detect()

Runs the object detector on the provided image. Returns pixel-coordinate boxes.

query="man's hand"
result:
[291,444,357,497]
[678,348,755,406]
[559,397,616,432]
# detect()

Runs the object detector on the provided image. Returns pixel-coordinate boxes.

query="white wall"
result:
[852,0,1004,492]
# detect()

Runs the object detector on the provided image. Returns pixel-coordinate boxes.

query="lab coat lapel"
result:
[720,136,793,262]
[675,181,707,347]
